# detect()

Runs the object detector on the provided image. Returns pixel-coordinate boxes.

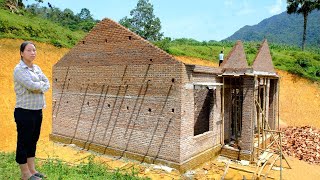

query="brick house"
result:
[50,18,279,171]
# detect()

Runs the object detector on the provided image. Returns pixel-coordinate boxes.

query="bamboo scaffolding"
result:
[253,92,291,180]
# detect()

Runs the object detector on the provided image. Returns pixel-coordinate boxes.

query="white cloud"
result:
[269,0,286,15]
[236,0,255,16]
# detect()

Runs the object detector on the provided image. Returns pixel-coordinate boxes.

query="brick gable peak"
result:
[221,40,248,70]
[93,18,176,60]
[252,39,276,74]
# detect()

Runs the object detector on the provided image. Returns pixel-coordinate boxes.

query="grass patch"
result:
[0,9,85,48]
[0,152,149,180]
[154,39,320,82]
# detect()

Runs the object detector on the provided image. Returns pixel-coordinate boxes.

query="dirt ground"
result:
[1,39,320,179]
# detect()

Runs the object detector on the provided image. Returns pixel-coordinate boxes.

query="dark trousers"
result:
[14,108,42,164]
[219,60,223,66]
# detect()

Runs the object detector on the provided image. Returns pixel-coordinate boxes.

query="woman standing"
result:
[13,41,49,180]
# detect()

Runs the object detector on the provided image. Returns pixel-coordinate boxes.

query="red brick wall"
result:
[240,77,255,152]
[53,62,184,162]
[180,66,222,162]
[52,18,224,165]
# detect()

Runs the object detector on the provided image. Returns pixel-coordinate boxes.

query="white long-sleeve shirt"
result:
[14,60,50,110]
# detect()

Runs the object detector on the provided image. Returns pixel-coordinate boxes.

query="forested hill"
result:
[224,11,320,47]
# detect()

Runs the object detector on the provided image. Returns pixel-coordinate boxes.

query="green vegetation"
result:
[25,5,98,32]
[225,11,320,49]
[155,38,320,82]
[119,0,163,41]
[0,152,149,180]
[155,38,233,61]
[0,8,85,47]
[0,0,95,48]
[287,0,320,50]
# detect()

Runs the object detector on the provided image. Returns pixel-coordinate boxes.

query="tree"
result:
[3,0,43,12]
[119,0,163,41]
[18,0,43,8]
[287,0,318,50]
[77,8,93,21]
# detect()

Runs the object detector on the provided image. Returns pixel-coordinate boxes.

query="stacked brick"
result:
[281,126,320,164]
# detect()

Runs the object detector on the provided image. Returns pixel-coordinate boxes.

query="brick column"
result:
[240,77,254,152]
[223,78,232,142]
[268,79,278,130]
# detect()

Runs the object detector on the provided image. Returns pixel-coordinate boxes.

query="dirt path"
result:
[1,39,320,179]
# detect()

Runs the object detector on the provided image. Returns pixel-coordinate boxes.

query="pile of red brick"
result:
[281,126,320,164]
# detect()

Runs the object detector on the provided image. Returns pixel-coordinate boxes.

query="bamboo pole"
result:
[221,77,225,145]
[254,75,258,161]
[280,132,283,180]
[277,78,280,131]
[234,79,236,140]
[266,78,270,134]
[221,160,231,180]
[263,78,266,150]
[263,129,283,133]
[257,78,260,160]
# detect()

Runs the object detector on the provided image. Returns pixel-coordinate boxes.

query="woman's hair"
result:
[20,41,35,59]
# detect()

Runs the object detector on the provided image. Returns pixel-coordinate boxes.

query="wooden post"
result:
[280,131,283,180]
[222,77,225,145]
[262,78,266,150]
[266,78,270,129]
[256,77,260,160]
[277,78,280,131]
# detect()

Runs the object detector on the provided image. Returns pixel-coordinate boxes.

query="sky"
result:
[24,0,287,41]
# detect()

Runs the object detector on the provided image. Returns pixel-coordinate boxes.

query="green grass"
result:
[158,39,320,82]
[0,152,149,180]
[0,9,85,48]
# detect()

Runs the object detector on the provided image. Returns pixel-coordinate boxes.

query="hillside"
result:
[167,39,320,82]
[0,8,85,47]
[225,11,320,48]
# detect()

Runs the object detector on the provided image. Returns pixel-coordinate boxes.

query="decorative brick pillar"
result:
[223,78,232,142]
[268,79,278,130]
[240,77,255,152]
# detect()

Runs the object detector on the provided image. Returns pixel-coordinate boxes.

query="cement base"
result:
[220,146,252,161]
[49,133,221,172]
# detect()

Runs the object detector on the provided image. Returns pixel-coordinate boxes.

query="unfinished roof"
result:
[191,65,222,74]
[221,40,248,69]
[54,18,182,67]
[252,39,276,74]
